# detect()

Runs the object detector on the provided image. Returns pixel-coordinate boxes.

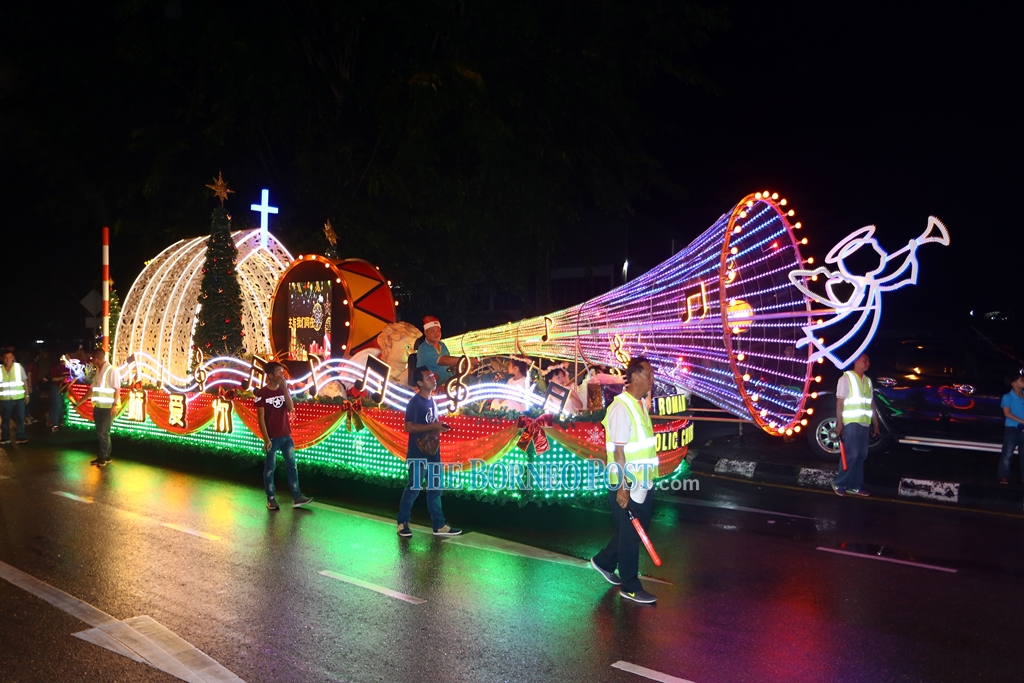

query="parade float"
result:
[65,177,949,502]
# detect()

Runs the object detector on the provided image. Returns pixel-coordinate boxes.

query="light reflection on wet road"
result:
[1,435,1023,682]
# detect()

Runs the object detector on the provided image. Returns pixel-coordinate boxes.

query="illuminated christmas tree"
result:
[194,173,245,356]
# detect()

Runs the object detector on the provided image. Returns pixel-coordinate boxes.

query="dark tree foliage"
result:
[0,0,724,329]
[192,207,245,356]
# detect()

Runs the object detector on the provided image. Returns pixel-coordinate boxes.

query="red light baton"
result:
[627,508,662,566]
[839,434,848,471]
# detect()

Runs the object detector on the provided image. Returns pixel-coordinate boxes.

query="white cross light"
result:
[250,189,279,249]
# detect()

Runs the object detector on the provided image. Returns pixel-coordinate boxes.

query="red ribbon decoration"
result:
[516,414,553,453]
[216,387,235,401]
[340,399,364,432]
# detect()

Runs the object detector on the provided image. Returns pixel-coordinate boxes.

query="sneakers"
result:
[620,588,657,604]
[293,495,314,509]
[0,440,10,445]
[15,438,28,445]
[832,483,846,497]
[591,557,621,585]
[397,523,412,538]
[90,458,110,467]
[999,477,1009,486]
[847,488,871,497]
[433,525,462,536]
[267,497,280,511]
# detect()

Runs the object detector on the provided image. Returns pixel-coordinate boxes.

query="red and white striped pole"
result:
[102,226,110,354]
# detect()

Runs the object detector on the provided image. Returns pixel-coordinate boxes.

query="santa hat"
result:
[423,316,441,331]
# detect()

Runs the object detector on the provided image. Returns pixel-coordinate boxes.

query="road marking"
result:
[318,569,426,604]
[52,491,94,504]
[898,478,959,503]
[1,560,245,681]
[659,496,818,520]
[443,532,589,567]
[713,458,756,478]
[612,660,697,682]
[0,559,117,627]
[816,547,957,573]
[160,523,221,541]
[307,501,432,533]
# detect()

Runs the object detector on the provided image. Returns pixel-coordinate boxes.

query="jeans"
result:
[834,422,869,490]
[998,427,1024,480]
[1,399,27,441]
[592,489,655,593]
[263,436,303,500]
[93,406,113,461]
[397,452,447,531]
[49,385,65,427]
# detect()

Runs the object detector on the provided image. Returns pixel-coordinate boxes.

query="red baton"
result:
[627,508,662,566]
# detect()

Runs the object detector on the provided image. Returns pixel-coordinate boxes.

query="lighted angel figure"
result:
[788,216,950,369]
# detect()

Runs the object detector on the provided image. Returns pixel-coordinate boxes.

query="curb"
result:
[688,452,1024,515]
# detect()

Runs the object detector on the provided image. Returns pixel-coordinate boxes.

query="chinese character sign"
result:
[212,397,233,433]
[126,389,147,422]
[168,394,187,429]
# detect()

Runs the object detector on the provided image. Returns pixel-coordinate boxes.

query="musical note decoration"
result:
[192,348,208,391]
[355,355,391,404]
[541,316,554,343]
[445,355,471,412]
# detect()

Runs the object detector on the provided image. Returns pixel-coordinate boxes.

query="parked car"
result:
[805,338,1023,460]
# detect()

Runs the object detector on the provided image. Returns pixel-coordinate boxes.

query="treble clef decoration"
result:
[445,355,471,412]
[611,334,631,370]
[192,348,208,391]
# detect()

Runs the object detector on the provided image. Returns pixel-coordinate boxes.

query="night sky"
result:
[1,1,1016,350]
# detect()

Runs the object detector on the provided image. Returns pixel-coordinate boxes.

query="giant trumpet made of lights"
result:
[447,192,949,436]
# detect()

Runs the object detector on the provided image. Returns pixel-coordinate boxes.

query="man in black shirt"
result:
[396,366,462,537]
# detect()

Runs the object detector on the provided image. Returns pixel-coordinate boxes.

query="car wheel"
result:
[806,409,892,461]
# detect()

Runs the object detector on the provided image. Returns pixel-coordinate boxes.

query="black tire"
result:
[806,408,893,461]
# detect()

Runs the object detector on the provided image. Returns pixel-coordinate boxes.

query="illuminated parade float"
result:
[66,183,949,502]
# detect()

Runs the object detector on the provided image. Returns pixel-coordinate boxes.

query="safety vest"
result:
[841,371,873,425]
[602,391,658,485]
[91,364,117,408]
[0,364,26,400]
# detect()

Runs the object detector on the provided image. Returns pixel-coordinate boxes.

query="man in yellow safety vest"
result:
[1,349,31,445]
[73,348,122,466]
[833,352,879,497]
[590,357,660,604]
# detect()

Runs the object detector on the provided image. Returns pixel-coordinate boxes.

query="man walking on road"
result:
[833,352,879,497]
[256,362,313,510]
[997,372,1024,485]
[73,349,121,465]
[1,349,31,445]
[591,357,659,604]
[396,366,462,538]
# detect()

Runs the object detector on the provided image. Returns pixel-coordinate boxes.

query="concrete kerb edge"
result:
[687,453,1024,514]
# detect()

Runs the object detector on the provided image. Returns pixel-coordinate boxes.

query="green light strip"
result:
[65,401,687,501]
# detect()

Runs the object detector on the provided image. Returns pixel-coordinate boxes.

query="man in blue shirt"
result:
[998,373,1024,485]
[415,316,459,387]
[396,365,462,538]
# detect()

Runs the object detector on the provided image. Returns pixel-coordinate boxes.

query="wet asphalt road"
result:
[1,431,1023,683]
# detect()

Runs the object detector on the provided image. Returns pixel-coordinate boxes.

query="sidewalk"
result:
[686,422,1024,515]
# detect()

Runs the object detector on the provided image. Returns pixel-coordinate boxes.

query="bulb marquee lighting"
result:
[116,229,293,379]
[447,192,949,434]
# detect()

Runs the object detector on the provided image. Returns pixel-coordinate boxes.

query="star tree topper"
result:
[206,172,234,205]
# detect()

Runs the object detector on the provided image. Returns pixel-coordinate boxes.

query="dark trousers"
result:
[93,407,112,461]
[593,490,654,593]
[834,423,869,490]
[263,436,303,500]
[998,427,1024,480]
[1,400,26,441]
[397,452,447,531]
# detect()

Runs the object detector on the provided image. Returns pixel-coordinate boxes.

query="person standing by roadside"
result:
[833,352,879,497]
[48,354,70,432]
[72,349,121,465]
[396,366,462,538]
[590,357,659,604]
[0,349,31,445]
[256,362,313,511]
[997,372,1024,485]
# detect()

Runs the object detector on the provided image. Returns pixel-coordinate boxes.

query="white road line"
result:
[161,523,221,541]
[816,547,957,573]
[52,491,94,504]
[318,570,426,604]
[0,560,117,627]
[442,532,589,568]
[612,660,697,683]
[307,501,432,533]
[660,496,818,520]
